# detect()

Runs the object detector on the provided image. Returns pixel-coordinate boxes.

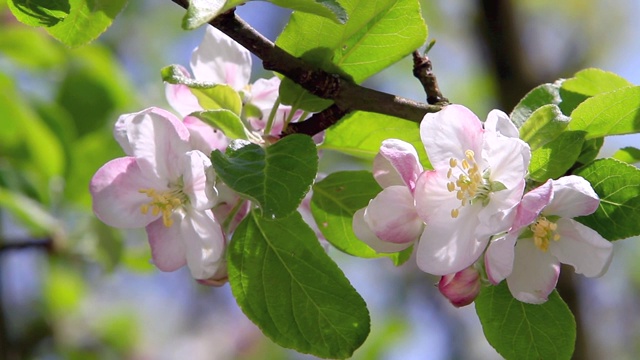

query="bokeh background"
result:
[1,0,639,359]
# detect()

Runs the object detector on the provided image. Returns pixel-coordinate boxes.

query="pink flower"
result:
[414,105,531,276]
[438,266,481,307]
[485,176,613,303]
[90,108,226,280]
[352,139,425,252]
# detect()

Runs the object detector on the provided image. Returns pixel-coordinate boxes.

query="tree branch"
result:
[169,1,443,136]
[412,50,449,105]
[0,238,53,253]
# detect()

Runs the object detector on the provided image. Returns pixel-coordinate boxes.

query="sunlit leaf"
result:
[518,104,570,151]
[191,110,249,140]
[7,0,69,27]
[612,147,640,164]
[529,130,585,182]
[475,282,575,360]
[510,82,562,128]
[228,211,370,358]
[559,68,633,114]
[574,158,640,240]
[267,0,347,23]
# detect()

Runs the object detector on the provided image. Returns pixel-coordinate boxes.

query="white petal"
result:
[373,139,423,192]
[181,150,217,211]
[121,108,192,181]
[506,239,560,304]
[146,215,187,272]
[182,209,227,279]
[190,26,251,90]
[483,134,530,191]
[247,77,281,111]
[353,209,412,253]
[549,218,613,277]
[90,157,164,228]
[420,104,484,170]
[545,175,599,218]
[183,116,230,154]
[164,65,202,118]
[414,170,461,224]
[484,109,519,138]
[363,186,423,244]
[416,207,487,275]
[485,233,517,285]
[511,180,553,232]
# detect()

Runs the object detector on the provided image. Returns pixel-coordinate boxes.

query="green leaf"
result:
[518,104,570,151]
[191,110,249,140]
[211,135,318,218]
[510,82,562,128]
[0,26,66,69]
[576,137,603,165]
[228,211,370,358]
[276,0,427,111]
[529,130,585,182]
[560,68,633,115]
[475,282,576,360]
[7,0,69,27]
[567,86,640,139]
[44,0,128,47]
[612,147,640,164]
[267,0,347,24]
[162,65,243,115]
[0,187,61,237]
[311,171,412,265]
[574,158,640,240]
[321,111,430,168]
[182,0,245,30]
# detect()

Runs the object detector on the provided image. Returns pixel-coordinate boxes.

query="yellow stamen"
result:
[138,187,185,227]
[531,217,561,252]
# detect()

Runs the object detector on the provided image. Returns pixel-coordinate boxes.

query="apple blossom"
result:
[414,105,531,276]
[353,139,424,253]
[438,266,482,307]
[484,175,613,304]
[90,107,226,280]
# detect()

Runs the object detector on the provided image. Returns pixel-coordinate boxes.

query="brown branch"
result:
[170,1,443,136]
[283,104,348,136]
[412,50,449,105]
[0,238,53,253]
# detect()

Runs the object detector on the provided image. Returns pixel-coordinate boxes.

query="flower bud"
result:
[438,266,481,307]
[196,261,229,287]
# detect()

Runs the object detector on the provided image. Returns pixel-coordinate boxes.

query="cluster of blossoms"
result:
[353,104,613,305]
[90,26,308,284]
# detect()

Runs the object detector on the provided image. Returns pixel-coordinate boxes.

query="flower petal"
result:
[373,139,423,192]
[190,26,251,90]
[484,233,517,285]
[353,209,412,253]
[416,206,487,275]
[506,239,560,304]
[182,209,227,279]
[420,104,484,170]
[549,218,613,277]
[484,109,519,138]
[483,132,530,191]
[545,175,599,218]
[181,150,217,211]
[363,186,423,244]
[511,180,553,232]
[247,77,281,111]
[164,65,202,118]
[414,170,461,224]
[146,215,187,272]
[183,115,230,154]
[90,157,163,228]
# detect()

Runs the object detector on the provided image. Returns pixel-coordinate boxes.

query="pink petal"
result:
[181,150,217,211]
[164,65,202,118]
[353,209,413,253]
[90,157,163,228]
[146,215,187,272]
[549,218,613,277]
[190,26,251,91]
[545,175,599,218]
[414,170,461,224]
[119,108,192,181]
[182,209,227,279]
[415,206,487,275]
[363,186,423,244]
[484,233,517,285]
[373,139,423,192]
[248,77,281,111]
[484,109,519,138]
[183,116,230,154]
[420,104,484,170]
[506,239,560,304]
[511,180,553,232]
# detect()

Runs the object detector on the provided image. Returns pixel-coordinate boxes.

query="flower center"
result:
[531,217,560,252]
[446,150,504,218]
[138,187,187,227]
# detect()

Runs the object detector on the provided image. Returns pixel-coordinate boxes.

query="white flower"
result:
[90,108,226,280]
[413,105,531,275]
[485,176,613,304]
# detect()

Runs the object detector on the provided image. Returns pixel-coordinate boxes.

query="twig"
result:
[283,104,348,136]
[412,50,449,105]
[0,238,53,253]
[169,1,443,136]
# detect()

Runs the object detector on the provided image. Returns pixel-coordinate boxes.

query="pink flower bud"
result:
[438,266,481,307]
